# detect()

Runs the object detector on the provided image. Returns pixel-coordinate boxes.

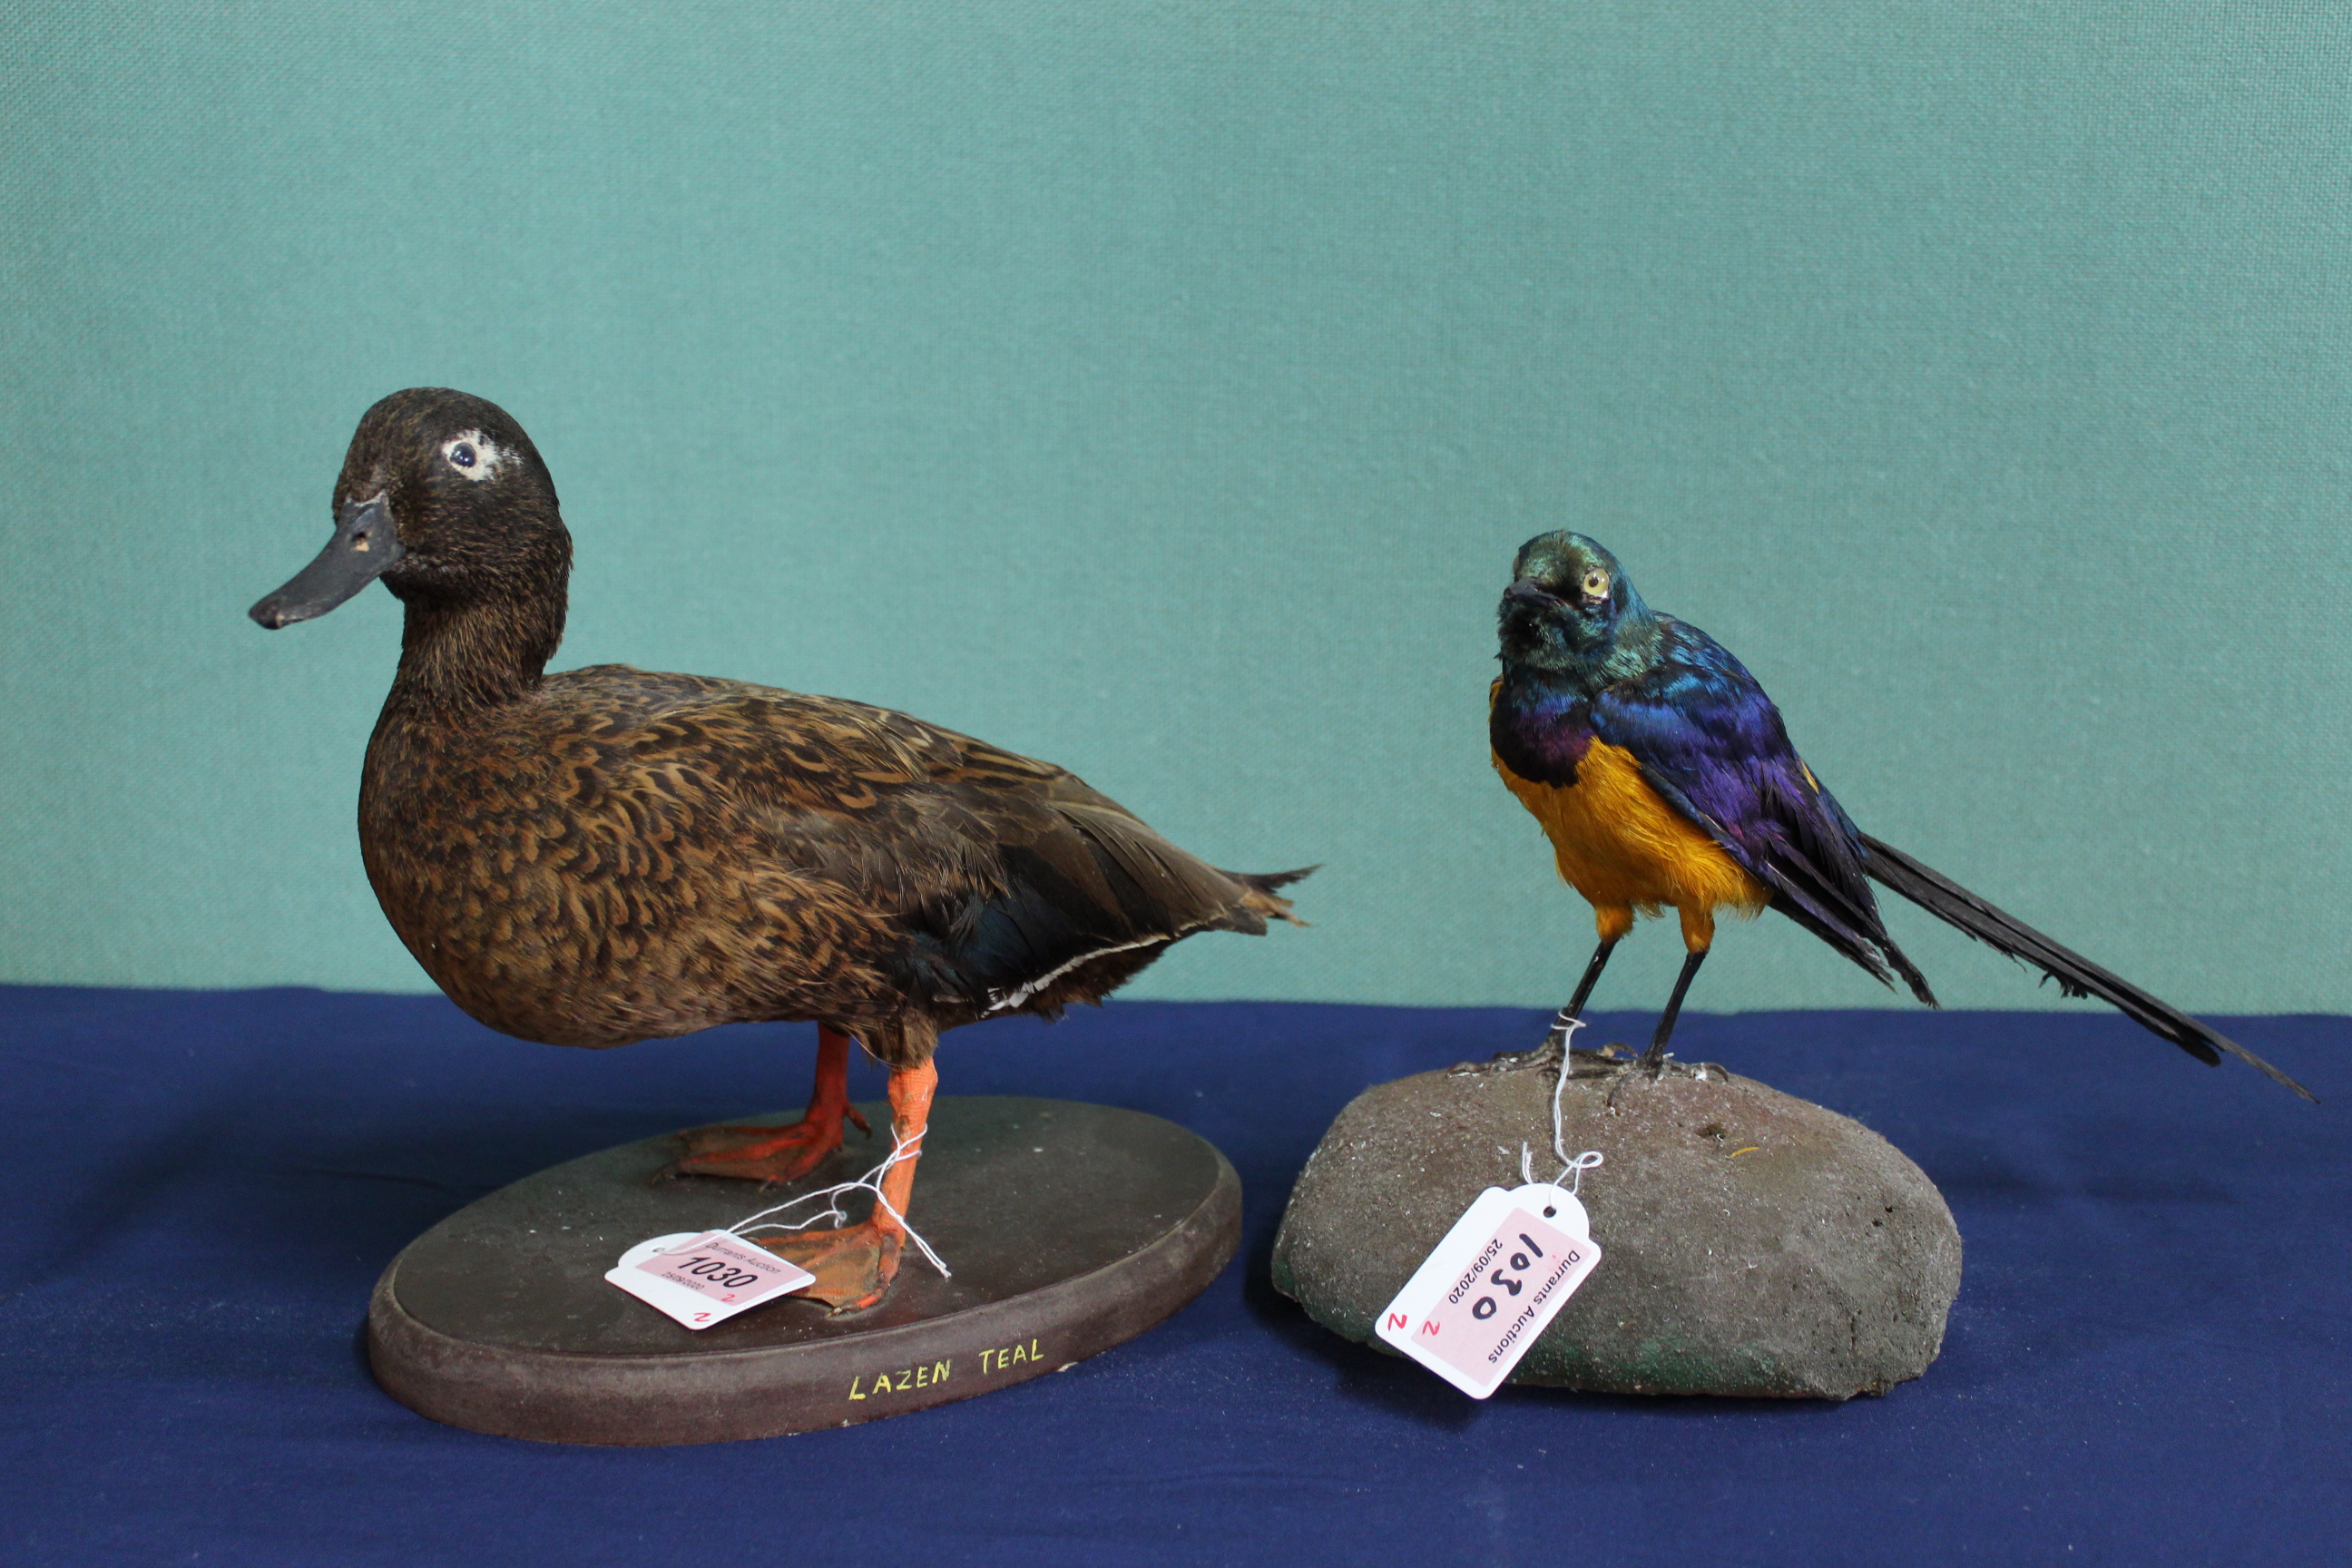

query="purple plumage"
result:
[1493,529,2310,1098]
[1496,611,1934,1003]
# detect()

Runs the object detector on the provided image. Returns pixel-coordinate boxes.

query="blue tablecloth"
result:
[2,986,2344,1565]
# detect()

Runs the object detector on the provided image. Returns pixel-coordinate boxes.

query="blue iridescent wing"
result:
[1587,619,1934,1002]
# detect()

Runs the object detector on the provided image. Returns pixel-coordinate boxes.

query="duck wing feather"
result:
[554,666,1299,1021]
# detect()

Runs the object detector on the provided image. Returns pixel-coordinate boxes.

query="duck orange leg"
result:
[665,1024,872,1183]
[752,1058,937,1310]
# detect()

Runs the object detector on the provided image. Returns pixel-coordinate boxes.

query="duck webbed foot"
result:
[668,1116,859,1184]
[753,1056,938,1313]
[664,1024,871,1184]
[752,1220,904,1311]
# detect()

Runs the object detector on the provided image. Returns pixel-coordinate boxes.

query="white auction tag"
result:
[604,1230,817,1330]
[1374,1182,1602,1398]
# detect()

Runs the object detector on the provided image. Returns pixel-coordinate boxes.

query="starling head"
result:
[1497,531,1646,674]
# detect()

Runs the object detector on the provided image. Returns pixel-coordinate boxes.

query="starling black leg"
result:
[1541,937,1620,1053]
[1465,936,1625,1076]
[1639,948,1709,1073]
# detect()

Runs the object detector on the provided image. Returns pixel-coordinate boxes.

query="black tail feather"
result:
[1859,833,2314,1102]
[1764,884,1941,1009]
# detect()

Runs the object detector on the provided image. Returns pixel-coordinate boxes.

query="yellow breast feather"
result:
[1494,740,1768,951]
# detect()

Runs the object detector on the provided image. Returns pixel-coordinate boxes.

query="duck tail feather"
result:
[1224,864,1318,926]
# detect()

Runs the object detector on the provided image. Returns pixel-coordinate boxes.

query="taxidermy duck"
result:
[250,387,1309,1308]
[1490,530,2310,1100]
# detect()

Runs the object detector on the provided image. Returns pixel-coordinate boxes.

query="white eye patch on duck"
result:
[439,430,511,482]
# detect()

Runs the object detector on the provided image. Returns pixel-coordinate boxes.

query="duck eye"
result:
[439,430,504,480]
[1581,568,1610,598]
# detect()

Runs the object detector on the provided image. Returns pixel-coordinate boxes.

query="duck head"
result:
[250,387,570,630]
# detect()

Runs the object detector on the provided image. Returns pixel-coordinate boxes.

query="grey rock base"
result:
[1272,1050,1962,1400]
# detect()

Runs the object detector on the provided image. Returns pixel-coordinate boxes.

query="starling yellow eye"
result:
[1581,568,1609,599]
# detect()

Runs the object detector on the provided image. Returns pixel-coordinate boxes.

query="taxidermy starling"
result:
[1489,530,2310,1100]
[250,387,1310,1308]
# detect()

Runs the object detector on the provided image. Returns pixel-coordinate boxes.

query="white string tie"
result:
[720,1123,953,1280]
[1545,1017,1605,1193]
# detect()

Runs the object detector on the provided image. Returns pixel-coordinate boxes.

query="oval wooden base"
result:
[368,1096,1240,1446]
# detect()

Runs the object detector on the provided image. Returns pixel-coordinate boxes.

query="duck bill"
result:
[249,496,405,628]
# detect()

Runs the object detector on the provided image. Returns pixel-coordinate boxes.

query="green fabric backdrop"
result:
[5,3,2347,1015]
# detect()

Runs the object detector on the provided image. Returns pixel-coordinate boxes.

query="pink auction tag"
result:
[1374,1183,1602,1398]
[603,1230,817,1330]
